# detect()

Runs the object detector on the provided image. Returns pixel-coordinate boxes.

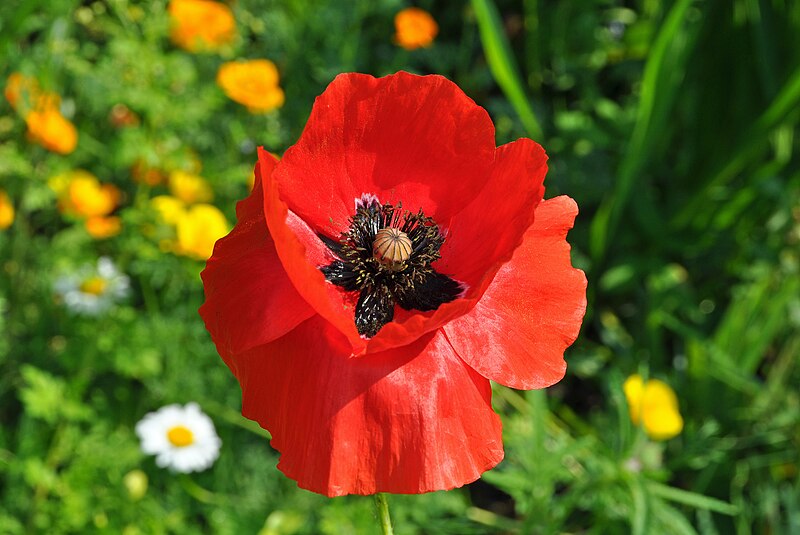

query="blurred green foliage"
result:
[1,0,799,533]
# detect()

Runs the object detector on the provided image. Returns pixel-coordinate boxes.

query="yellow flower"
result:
[85,216,122,239]
[624,374,684,441]
[168,170,213,204]
[216,60,285,113]
[51,170,120,219]
[26,106,78,155]
[0,190,14,229]
[175,204,229,260]
[168,0,236,52]
[151,195,187,225]
[394,7,438,50]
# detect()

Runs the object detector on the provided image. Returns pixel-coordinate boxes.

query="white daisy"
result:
[54,256,129,315]
[135,403,221,473]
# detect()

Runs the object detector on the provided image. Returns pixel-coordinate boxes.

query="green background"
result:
[1,0,799,533]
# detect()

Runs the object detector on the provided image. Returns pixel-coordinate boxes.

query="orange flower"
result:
[109,103,140,128]
[6,73,63,115]
[6,73,76,154]
[5,73,39,112]
[216,60,285,113]
[394,7,438,50]
[168,0,236,52]
[0,190,14,230]
[85,216,122,239]
[131,160,167,186]
[26,107,78,155]
[51,170,120,219]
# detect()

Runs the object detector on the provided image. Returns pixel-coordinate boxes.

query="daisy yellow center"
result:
[167,425,194,447]
[80,276,107,296]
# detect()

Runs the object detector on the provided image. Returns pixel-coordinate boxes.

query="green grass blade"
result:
[589,0,695,262]
[471,0,544,140]
[673,64,800,227]
[647,481,740,516]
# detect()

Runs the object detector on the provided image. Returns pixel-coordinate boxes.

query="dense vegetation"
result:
[1,0,798,533]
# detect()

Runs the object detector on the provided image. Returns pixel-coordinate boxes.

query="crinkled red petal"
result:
[199,154,315,365]
[443,196,587,389]
[438,138,547,297]
[261,147,366,350]
[232,316,504,497]
[274,71,496,234]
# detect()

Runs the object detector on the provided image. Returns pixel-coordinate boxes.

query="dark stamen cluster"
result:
[320,197,462,338]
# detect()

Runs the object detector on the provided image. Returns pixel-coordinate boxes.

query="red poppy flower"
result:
[200,71,587,497]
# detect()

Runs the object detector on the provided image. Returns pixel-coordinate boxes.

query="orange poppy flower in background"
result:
[217,60,285,113]
[51,170,120,219]
[4,73,40,112]
[394,7,438,50]
[25,106,78,155]
[6,73,78,154]
[168,0,236,52]
[131,159,168,186]
[85,216,122,239]
[109,103,140,128]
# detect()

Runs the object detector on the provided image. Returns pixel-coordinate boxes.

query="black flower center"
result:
[319,195,463,338]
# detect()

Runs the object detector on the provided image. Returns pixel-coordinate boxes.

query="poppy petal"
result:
[438,138,546,296]
[200,154,315,364]
[273,71,496,236]
[232,316,504,496]
[261,148,365,350]
[443,196,587,389]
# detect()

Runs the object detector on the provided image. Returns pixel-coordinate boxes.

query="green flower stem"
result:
[373,493,394,535]
[179,474,217,504]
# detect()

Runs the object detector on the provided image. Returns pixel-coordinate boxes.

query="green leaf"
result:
[471,0,544,140]
[19,365,91,423]
[646,481,739,516]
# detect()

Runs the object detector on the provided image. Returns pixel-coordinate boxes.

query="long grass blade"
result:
[647,481,739,516]
[471,0,544,140]
[589,0,695,263]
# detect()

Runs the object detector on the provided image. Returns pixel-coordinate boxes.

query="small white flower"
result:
[135,403,221,473]
[54,256,129,315]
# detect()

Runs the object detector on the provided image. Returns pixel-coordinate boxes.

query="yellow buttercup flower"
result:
[168,170,213,204]
[168,0,236,52]
[151,195,187,226]
[175,204,228,259]
[216,60,285,113]
[25,106,78,154]
[624,374,684,441]
[0,190,14,229]
[394,7,438,50]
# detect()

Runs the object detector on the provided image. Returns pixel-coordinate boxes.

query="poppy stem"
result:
[373,492,394,535]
